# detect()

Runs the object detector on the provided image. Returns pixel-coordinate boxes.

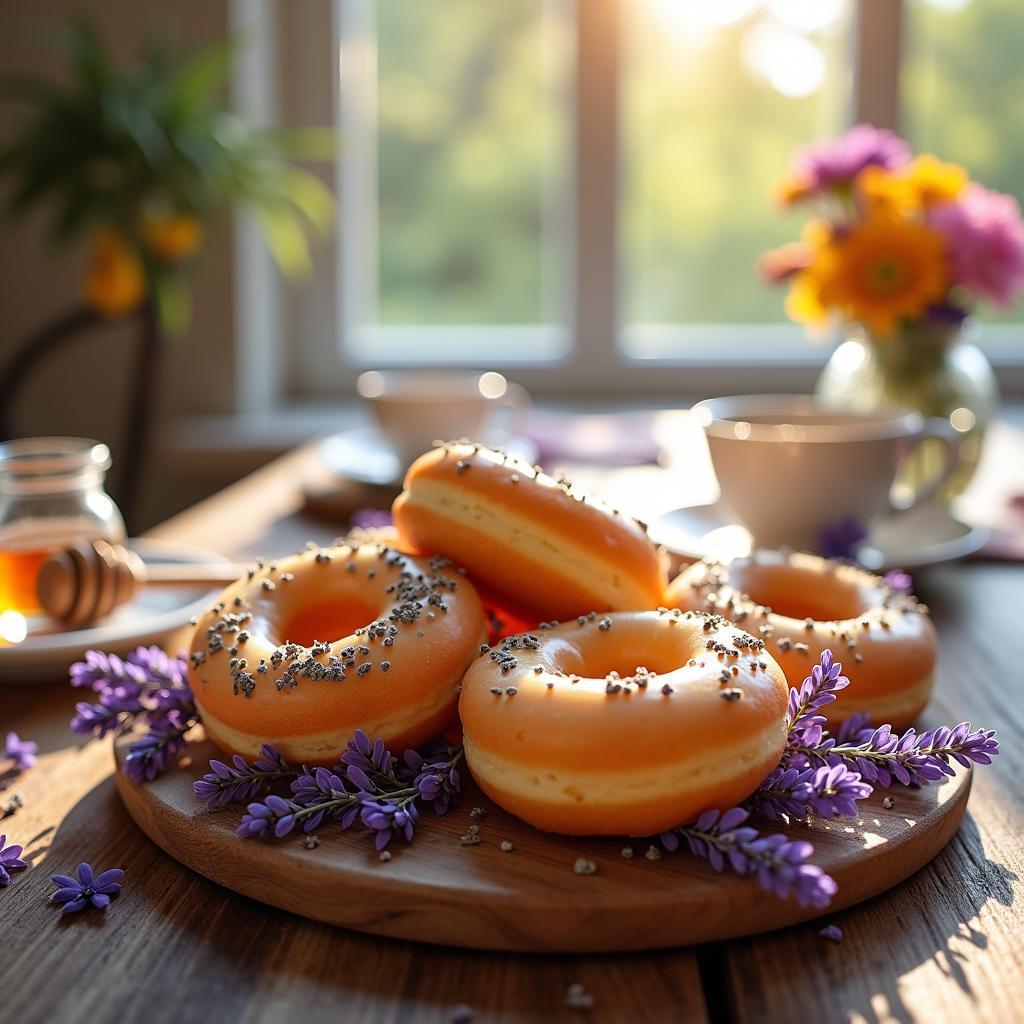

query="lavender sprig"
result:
[122,712,197,783]
[792,721,999,787]
[231,730,463,851]
[786,650,849,749]
[745,762,872,822]
[70,647,196,740]
[192,745,296,809]
[660,808,838,909]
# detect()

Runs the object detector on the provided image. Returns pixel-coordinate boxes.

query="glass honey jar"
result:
[0,438,125,625]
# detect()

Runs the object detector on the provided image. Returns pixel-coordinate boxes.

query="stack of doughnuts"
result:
[188,441,937,837]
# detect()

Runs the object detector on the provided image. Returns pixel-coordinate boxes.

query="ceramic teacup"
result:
[356,370,528,466]
[692,395,963,551]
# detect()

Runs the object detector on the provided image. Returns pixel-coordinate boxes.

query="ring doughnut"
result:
[187,541,487,762]
[665,552,936,729]
[392,443,667,622]
[459,610,789,836]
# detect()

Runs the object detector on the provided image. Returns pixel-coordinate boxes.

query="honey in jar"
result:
[0,439,125,627]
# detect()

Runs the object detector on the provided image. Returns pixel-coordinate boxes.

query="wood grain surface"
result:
[2,442,1022,1023]
[113,730,972,953]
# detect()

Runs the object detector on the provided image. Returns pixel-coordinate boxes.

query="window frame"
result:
[232,0,1024,405]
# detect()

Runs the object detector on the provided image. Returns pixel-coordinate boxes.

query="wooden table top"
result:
[2,444,1022,1024]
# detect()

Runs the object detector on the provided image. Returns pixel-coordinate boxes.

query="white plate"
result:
[649,501,990,571]
[319,428,539,486]
[0,539,230,685]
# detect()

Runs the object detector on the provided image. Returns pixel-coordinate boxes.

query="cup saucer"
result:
[648,500,989,571]
[319,428,538,486]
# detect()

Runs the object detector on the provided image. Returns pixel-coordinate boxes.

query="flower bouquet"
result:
[761,124,1024,491]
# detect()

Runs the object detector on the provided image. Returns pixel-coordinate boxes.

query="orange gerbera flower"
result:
[820,215,947,336]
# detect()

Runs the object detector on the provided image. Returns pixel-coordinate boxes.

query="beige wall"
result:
[0,1,240,525]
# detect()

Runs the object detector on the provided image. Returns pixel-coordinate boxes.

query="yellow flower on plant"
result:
[859,156,966,215]
[83,229,145,318]
[820,214,948,336]
[859,165,918,215]
[902,154,967,207]
[142,212,204,262]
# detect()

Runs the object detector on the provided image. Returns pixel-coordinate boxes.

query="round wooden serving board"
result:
[115,732,972,953]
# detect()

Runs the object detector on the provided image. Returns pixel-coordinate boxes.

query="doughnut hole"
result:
[725,561,869,621]
[278,596,380,648]
[544,626,694,682]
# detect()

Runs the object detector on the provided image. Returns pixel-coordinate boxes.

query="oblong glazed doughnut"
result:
[460,610,789,836]
[392,443,667,622]
[665,551,936,729]
[187,542,487,762]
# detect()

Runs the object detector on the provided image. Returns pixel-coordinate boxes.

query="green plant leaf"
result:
[255,204,312,277]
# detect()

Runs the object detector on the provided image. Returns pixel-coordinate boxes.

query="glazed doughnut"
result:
[459,610,789,836]
[392,443,667,622]
[665,551,936,729]
[187,541,487,763]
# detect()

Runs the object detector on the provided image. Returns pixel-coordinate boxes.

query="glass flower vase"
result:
[815,320,999,498]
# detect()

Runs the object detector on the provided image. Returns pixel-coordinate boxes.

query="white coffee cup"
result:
[692,394,963,551]
[356,370,528,467]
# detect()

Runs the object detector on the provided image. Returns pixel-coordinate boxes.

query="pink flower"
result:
[929,184,1024,308]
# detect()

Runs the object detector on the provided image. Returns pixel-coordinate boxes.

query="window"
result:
[246,0,1024,400]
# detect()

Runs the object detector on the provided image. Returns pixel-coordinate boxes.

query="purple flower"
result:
[0,834,27,886]
[746,761,871,822]
[813,722,999,787]
[341,729,396,784]
[806,764,873,819]
[663,807,837,909]
[49,862,123,913]
[403,748,461,815]
[883,569,913,594]
[359,798,419,851]
[818,516,868,560]
[290,767,361,831]
[787,651,850,748]
[193,745,296,810]
[4,731,37,771]
[236,794,299,839]
[69,650,148,692]
[795,123,910,196]
[350,507,393,531]
[122,712,193,784]
[820,923,844,942]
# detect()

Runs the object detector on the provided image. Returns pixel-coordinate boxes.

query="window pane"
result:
[339,0,571,360]
[903,0,1024,324]
[621,1,851,356]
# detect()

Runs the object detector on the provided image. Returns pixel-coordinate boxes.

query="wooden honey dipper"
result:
[37,539,246,629]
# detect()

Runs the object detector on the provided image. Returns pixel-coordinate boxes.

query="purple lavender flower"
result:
[795,123,911,195]
[49,862,123,914]
[237,794,299,839]
[193,745,296,810]
[403,748,461,815]
[820,923,844,942]
[69,650,148,692]
[807,722,999,787]
[746,761,871,822]
[122,712,193,784]
[806,764,873,819]
[4,731,37,771]
[818,516,868,560]
[662,807,837,909]
[834,711,873,744]
[341,730,396,785]
[787,650,850,748]
[359,798,419,852]
[290,767,361,831]
[883,569,913,594]
[350,507,393,531]
[0,834,27,886]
